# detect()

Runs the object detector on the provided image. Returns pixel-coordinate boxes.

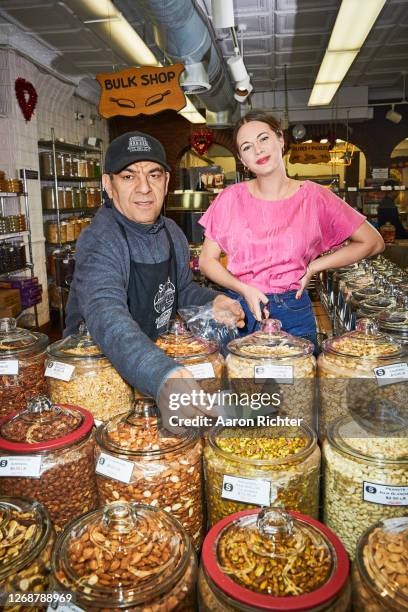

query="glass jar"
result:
[96,398,203,549]
[357,295,397,319]
[353,517,408,611]
[72,187,81,208]
[0,396,98,531]
[63,154,72,177]
[79,187,88,208]
[0,318,48,418]
[45,221,64,244]
[86,159,94,178]
[318,319,407,435]
[93,160,101,178]
[377,304,408,347]
[226,319,316,427]
[380,222,396,244]
[64,187,73,209]
[323,412,408,558]
[204,422,320,526]
[46,322,133,423]
[73,219,81,240]
[39,152,54,177]
[56,153,63,177]
[65,219,76,242]
[155,320,224,394]
[51,502,197,611]
[199,507,350,611]
[0,496,55,610]
[86,187,98,208]
[349,285,383,310]
[77,158,87,178]
[71,157,79,177]
[60,221,68,243]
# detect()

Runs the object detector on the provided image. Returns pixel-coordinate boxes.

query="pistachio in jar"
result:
[51,502,197,611]
[46,322,133,423]
[204,422,320,526]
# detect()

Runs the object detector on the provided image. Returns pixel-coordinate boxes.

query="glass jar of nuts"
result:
[95,397,203,549]
[199,507,350,611]
[352,517,408,611]
[204,422,321,526]
[51,502,197,611]
[0,396,98,532]
[46,321,133,424]
[0,317,48,419]
[0,496,55,611]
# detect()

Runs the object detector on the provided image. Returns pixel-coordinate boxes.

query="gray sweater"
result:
[65,204,218,399]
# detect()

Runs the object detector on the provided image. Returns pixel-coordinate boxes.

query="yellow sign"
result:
[289,142,331,164]
[96,64,186,119]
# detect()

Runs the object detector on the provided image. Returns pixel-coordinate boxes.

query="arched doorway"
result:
[390,137,408,212]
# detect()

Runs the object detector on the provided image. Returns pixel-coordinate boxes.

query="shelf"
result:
[0,264,33,276]
[0,192,26,197]
[42,207,101,214]
[0,231,29,241]
[38,140,101,154]
[40,175,101,182]
[46,240,77,247]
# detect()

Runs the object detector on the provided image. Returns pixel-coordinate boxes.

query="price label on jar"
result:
[185,362,215,379]
[254,365,293,384]
[221,474,271,506]
[45,361,75,382]
[363,481,408,506]
[373,362,408,386]
[0,360,19,375]
[96,452,134,484]
[0,456,42,478]
[47,599,83,612]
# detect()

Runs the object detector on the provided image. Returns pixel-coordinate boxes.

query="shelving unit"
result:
[0,171,39,327]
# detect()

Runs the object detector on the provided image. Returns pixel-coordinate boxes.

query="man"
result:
[65,130,243,404]
[377,179,408,239]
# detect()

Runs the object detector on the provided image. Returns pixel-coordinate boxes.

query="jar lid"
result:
[378,306,408,333]
[321,319,403,359]
[208,421,316,466]
[0,318,48,357]
[155,319,218,360]
[227,319,313,360]
[353,286,383,302]
[97,397,197,455]
[0,395,94,452]
[47,321,105,361]
[356,517,408,608]
[0,496,52,580]
[53,502,191,607]
[202,508,349,610]
[360,295,397,314]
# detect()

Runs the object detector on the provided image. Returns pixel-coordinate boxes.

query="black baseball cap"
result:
[104,131,171,174]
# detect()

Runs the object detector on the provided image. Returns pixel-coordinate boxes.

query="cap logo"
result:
[128,135,151,152]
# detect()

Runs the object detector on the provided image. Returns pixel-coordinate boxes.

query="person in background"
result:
[65,131,244,405]
[377,179,408,239]
[199,110,384,347]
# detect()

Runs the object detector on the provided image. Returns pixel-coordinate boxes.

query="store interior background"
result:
[0,0,407,326]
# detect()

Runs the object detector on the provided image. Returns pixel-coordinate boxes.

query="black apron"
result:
[117,221,178,340]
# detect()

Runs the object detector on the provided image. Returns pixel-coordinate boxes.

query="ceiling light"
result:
[308,0,386,106]
[227,55,248,82]
[211,0,235,29]
[320,139,329,143]
[386,104,402,124]
[234,77,253,103]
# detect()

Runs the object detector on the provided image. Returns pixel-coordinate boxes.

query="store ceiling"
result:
[0,0,407,110]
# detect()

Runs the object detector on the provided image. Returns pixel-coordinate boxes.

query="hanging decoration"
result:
[15,78,38,122]
[191,129,214,156]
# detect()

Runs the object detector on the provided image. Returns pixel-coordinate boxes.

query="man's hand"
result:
[239,285,269,322]
[212,294,245,328]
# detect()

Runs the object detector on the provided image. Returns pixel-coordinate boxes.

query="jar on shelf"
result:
[95,397,203,549]
[77,158,87,178]
[0,318,48,418]
[51,502,197,611]
[45,221,62,244]
[93,160,101,178]
[380,222,396,244]
[199,507,350,612]
[352,517,408,611]
[155,320,224,394]
[39,152,54,177]
[64,187,73,209]
[46,322,133,423]
[0,496,55,609]
[323,410,408,558]
[204,421,320,526]
[318,318,407,435]
[86,159,94,178]
[226,319,316,427]
[62,154,72,177]
[0,396,99,531]
[86,187,98,208]
[56,153,64,177]
[72,187,81,208]
[73,219,81,240]
[79,187,87,208]
[60,221,69,243]
[64,220,75,243]
[71,156,79,177]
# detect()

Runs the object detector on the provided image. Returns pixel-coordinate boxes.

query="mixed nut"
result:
[1,354,48,419]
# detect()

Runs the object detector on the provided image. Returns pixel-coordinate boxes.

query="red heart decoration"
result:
[15,78,38,122]
[191,130,214,156]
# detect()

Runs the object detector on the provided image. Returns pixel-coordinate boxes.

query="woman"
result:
[199,110,384,345]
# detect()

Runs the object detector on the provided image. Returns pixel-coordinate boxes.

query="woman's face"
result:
[236,120,284,176]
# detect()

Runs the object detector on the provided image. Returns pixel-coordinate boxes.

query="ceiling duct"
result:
[136,0,236,116]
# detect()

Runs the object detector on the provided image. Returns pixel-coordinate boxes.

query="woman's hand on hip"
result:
[240,284,269,322]
[296,264,314,299]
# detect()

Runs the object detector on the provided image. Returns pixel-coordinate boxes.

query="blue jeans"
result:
[227,289,317,351]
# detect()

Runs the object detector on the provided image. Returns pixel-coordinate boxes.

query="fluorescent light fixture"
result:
[308,0,386,106]
[336,139,345,143]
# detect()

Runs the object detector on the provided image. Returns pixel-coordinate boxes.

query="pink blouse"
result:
[199,181,366,293]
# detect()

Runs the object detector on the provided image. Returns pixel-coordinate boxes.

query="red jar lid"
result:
[202,508,349,611]
[0,395,94,453]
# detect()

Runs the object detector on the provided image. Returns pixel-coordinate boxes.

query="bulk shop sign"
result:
[96,64,186,118]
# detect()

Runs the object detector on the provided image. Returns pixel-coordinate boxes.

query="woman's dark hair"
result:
[233,110,283,154]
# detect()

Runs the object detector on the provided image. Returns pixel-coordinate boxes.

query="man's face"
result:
[103,160,170,224]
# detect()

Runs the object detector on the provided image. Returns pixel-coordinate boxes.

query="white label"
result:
[0,360,19,375]
[47,603,84,612]
[96,452,134,484]
[363,481,408,506]
[395,185,405,191]
[94,419,103,428]
[0,456,42,478]
[380,185,391,191]
[45,361,75,382]
[186,362,215,379]
[221,474,271,506]
[374,362,408,386]
[347,187,357,191]
[254,364,293,384]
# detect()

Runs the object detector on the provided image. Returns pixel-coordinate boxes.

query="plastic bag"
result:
[178,301,240,355]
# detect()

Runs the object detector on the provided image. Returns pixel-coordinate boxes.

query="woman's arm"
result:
[296,221,385,298]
